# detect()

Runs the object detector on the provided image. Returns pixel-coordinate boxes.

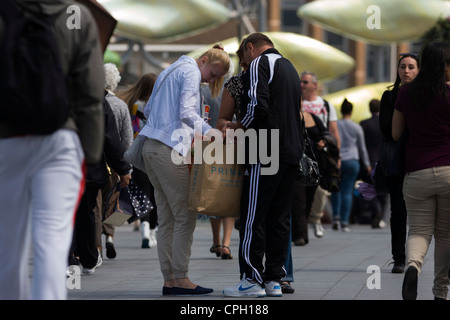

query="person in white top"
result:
[300,71,341,238]
[140,44,230,296]
[300,71,341,147]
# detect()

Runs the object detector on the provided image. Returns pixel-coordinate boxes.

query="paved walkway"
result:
[67,218,437,302]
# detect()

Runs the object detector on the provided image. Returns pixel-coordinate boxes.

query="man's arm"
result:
[69,6,105,164]
[103,99,132,187]
[240,56,271,129]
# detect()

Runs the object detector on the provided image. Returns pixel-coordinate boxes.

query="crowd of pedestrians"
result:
[0,0,448,301]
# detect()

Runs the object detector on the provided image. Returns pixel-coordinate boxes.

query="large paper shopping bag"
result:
[188,141,243,218]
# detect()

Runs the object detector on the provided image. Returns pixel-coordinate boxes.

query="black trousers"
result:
[387,176,407,264]
[132,168,158,229]
[239,162,297,284]
[291,182,317,243]
[70,183,101,269]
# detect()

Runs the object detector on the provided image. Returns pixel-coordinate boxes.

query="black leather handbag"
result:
[298,113,321,186]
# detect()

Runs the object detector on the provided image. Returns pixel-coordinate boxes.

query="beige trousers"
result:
[403,166,450,299]
[142,138,196,281]
[308,185,329,224]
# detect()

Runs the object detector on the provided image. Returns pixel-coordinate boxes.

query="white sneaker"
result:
[141,221,151,248]
[313,223,324,238]
[223,279,266,297]
[264,281,282,297]
[149,229,157,247]
[82,253,102,275]
[141,221,150,239]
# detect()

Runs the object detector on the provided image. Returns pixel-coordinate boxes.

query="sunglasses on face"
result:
[301,80,309,84]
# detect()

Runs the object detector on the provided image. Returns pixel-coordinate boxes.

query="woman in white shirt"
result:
[140,44,230,296]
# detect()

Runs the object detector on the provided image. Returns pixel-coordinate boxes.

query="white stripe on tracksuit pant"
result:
[0,129,85,300]
[238,162,296,285]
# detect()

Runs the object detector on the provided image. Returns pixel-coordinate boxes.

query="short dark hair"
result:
[243,33,274,49]
[236,37,246,62]
[341,98,353,115]
[369,99,380,113]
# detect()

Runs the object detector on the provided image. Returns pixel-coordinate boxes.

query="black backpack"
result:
[0,0,69,135]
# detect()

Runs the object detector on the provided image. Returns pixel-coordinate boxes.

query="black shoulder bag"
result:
[298,112,321,186]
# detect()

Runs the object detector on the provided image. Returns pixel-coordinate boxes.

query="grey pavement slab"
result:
[67,218,438,302]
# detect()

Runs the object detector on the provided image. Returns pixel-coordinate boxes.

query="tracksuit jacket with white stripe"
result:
[240,47,303,165]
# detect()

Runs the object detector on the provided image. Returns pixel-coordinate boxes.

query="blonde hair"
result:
[198,43,230,97]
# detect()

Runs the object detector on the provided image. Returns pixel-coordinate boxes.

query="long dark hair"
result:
[408,41,450,110]
[390,53,420,96]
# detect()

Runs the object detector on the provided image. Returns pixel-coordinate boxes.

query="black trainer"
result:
[402,266,418,300]
[106,241,116,259]
[391,262,405,273]
[281,281,295,294]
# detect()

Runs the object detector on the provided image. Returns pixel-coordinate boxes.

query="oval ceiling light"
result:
[297,0,450,44]
[189,32,355,83]
[323,82,392,123]
[98,0,230,42]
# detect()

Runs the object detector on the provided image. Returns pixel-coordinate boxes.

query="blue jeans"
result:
[331,159,360,225]
[282,218,293,282]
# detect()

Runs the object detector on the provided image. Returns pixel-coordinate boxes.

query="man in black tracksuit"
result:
[224,33,303,297]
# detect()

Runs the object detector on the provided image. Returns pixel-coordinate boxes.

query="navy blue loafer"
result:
[162,286,173,295]
[173,285,213,296]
